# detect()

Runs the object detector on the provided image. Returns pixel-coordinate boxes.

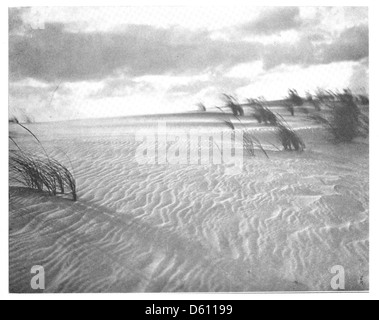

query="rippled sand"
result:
[9,111,369,292]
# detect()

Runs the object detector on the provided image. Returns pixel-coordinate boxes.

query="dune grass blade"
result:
[273,112,306,152]
[10,151,77,201]
[308,90,367,142]
[218,106,268,158]
[243,129,269,158]
[251,104,277,126]
[276,124,305,151]
[288,89,304,107]
[9,121,77,201]
[222,94,245,116]
[197,103,207,112]
[223,119,236,131]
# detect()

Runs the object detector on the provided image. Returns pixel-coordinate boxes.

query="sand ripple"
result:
[9,117,369,292]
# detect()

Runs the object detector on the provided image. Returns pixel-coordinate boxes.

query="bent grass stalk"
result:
[218,106,268,158]
[9,122,77,201]
[307,90,368,142]
[245,98,305,152]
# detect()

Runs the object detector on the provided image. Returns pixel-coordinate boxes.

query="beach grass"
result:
[9,121,77,201]
[222,94,245,117]
[223,95,305,153]
[219,105,268,158]
[250,101,277,126]
[309,90,368,142]
[287,89,304,107]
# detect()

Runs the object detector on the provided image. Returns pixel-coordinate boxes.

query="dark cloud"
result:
[263,38,316,69]
[240,7,302,35]
[10,23,263,83]
[321,24,368,64]
[262,24,369,69]
[9,15,369,84]
[306,32,327,43]
[9,8,29,34]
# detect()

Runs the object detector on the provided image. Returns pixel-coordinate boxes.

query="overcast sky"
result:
[9,6,369,122]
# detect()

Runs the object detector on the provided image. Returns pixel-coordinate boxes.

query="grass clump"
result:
[288,89,304,107]
[309,89,368,142]
[272,112,306,152]
[245,97,305,152]
[276,123,306,151]
[197,103,207,112]
[222,94,245,116]
[219,107,268,158]
[9,121,77,201]
[248,99,277,125]
[358,95,369,105]
[10,152,77,201]
[283,89,304,117]
[285,103,295,116]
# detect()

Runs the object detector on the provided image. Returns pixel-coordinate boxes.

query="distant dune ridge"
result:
[9,99,369,292]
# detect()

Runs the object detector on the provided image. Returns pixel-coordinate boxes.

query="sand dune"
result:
[9,111,369,292]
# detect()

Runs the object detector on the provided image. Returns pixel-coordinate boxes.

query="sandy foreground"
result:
[9,110,369,293]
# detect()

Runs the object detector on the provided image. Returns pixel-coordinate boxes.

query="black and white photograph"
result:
[7,4,370,295]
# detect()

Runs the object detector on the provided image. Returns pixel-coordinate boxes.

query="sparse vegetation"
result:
[9,120,77,201]
[357,95,369,105]
[242,129,268,158]
[197,103,207,112]
[305,92,313,102]
[288,89,304,107]
[247,99,277,125]
[9,116,19,124]
[218,103,267,158]
[315,88,336,103]
[285,103,295,116]
[271,111,306,152]
[9,109,35,124]
[223,94,305,154]
[222,94,244,116]
[308,89,368,142]
[10,152,77,201]
[276,122,306,152]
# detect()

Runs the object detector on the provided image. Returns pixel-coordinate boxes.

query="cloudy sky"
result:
[9,6,368,122]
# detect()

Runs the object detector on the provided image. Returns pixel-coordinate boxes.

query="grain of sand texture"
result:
[9,108,369,293]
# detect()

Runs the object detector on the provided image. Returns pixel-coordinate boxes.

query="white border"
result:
[2,0,377,300]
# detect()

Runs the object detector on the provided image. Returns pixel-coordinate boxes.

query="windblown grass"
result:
[358,95,369,105]
[9,117,19,124]
[282,89,303,116]
[273,113,306,152]
[222,94,244,116]
[308,90,368,142]
[244,97,305,152]
[315,89,336,103]
[219,110,268,158]
[249,100,277,125]
[276,123,306,152]
[197,103,207,112]
[242,129,268,158]
[9,122,77,201]
[288,89,304,107]
[10,152,77,201]
[285,103,295,116]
